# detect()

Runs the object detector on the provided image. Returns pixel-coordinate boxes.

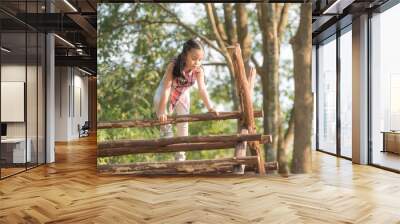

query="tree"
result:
[202,4,296,172]
[97,3,238,163]
[256,4,292,168]
[290,3,313,173]
[97,3,306,172]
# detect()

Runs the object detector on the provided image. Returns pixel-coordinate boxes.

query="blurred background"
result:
[97,3,312,174]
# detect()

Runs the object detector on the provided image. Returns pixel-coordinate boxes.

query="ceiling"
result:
[312,0,390,43]
[0,0,97,75]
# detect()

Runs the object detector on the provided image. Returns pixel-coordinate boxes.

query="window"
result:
[339,27,352,158]
[0,1,47,179]
[371,3,400,171]
[317,35,337,154]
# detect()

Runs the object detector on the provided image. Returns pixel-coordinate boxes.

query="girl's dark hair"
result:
[172,38,203,79]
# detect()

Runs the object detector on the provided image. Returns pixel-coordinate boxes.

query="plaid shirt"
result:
[169,68,199,113]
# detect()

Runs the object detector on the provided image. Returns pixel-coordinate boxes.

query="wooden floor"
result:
[372,150,400,171]
[1,167,26,177]
[1,136,400,223]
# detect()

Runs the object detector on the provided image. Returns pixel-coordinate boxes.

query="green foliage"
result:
[280,59,294,131]
[97,3,239,163]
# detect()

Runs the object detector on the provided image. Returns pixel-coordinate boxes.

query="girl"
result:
[153,38,217,161]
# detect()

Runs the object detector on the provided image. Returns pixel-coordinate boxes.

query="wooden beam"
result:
[98,136,270,157]
[98,142,237,157]
[67,14,97,39]
[245,161,279,172]
[227,44,267,175]
[98,133,272,149]
[227,45,256,137]
[97,111,263,129]
[97,156,259,175]
[247,67,257,101]
[233,129,248,174]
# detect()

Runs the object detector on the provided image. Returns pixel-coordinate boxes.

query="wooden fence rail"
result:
[98,133,272,149]
[98,156,260,175]
[97,111,263,129]
[98,134,272,157]
[96,44,274,176]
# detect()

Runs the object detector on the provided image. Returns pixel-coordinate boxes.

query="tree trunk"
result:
[291,3,313,173]
[223,3,237,45]
[277,108,294,174]
[258,4,281,163]
[229,74,239,111]
[204,3,239,111]
[227,44,266,174]
[235,3,252,76]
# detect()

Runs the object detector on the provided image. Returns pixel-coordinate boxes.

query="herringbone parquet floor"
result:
[1,136,400,223]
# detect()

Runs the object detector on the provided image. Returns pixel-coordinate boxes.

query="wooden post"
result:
[235,67,255,174]
[228,44,266,175]
[233,129,248,174]
[247,67,256,102]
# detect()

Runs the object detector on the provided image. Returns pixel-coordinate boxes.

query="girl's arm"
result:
[158,63,174,122]
[196,68,216,113]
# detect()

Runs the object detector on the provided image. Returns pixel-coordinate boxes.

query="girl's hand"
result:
[158,114,168,123]
[208,108,219,116]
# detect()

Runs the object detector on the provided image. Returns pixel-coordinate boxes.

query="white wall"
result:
[55,66,69,141]
[1,65,28,138]
[1,63,46,164]
[55,67,89,141]
[1,82,25,122]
